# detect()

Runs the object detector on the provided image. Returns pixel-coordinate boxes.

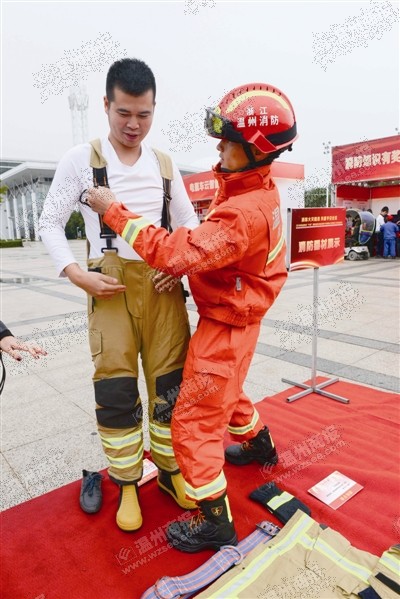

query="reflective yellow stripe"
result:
[122,217,150,246]
[185,471,227,501]
[228,410,260,435]
[226,90,291,114]
[266,231,285,265]
[209,512,314,597]
[379,551,400,576]
[208,511,374,597]
[150,439,174,456]
[149,423,172,439]
[99,431,142,449]
[267,491,293,511]
[300,535,372,584]
[106,445,144,469]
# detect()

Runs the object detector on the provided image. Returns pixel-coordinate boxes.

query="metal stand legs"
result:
[282,268,350,404]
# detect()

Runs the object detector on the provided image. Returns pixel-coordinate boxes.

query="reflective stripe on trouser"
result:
[171,316,263,501]
[197,510,382,598]
[87,252,190,484]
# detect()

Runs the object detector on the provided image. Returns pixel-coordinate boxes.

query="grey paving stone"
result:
[0,454,32,511]
[3,423,106,502]
[2,393,94,451]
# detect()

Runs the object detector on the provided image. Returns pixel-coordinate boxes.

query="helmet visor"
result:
[204,108,245,144]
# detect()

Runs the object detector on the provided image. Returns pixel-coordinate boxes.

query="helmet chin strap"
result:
[221,144,272,173]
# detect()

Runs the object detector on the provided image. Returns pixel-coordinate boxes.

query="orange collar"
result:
[213,163,272,199]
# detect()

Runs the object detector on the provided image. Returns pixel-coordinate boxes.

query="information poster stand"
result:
[283,207,349,404]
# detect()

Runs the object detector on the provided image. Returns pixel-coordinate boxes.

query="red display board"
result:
[332,136,400,184]
[287,208,346,271]
[183,161,305,201]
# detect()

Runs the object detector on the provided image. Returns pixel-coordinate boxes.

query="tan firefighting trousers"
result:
[197,510,400,599]
[87,251,190,484]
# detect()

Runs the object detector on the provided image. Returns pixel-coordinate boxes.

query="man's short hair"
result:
[382,206,389,212]
[106,58,156,102]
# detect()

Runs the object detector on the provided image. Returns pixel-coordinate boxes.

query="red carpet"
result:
[1,380,399,599]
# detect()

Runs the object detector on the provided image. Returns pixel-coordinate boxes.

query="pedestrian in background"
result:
[381,215,398,259]
[375,206,389,257]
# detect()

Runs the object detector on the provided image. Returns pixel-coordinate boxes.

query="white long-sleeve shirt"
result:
[375,213,385,233]
[39,138,199,275]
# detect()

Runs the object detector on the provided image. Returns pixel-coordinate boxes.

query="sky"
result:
[1,0,399,188]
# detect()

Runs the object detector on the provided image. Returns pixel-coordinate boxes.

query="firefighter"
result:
[87,82,298,551]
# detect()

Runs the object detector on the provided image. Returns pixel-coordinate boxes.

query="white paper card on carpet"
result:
[308,470,363,509]
[138,458,158,486]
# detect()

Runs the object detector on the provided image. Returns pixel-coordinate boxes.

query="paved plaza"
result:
[1,241,399,511]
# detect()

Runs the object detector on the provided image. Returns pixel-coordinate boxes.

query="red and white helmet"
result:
[205,83,298,153]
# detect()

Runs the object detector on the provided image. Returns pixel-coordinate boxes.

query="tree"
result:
[0,181,8,204]
[65,210,86,239]
[304,187,327,208]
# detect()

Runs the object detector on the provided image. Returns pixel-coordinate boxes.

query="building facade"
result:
[1,160,57,240]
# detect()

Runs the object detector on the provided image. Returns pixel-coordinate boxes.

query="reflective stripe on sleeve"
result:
[122,217,150,246]
[266,232,285,265]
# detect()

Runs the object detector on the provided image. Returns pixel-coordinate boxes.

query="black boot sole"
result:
[166,530,238,553]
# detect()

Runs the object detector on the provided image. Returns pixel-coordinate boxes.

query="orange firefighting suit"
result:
[101,164,288,501]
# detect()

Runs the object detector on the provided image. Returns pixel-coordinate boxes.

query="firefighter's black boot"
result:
[225,426,278,466]
[165,492,238,553]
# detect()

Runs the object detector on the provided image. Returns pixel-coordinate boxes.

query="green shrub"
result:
[0,240,23,248]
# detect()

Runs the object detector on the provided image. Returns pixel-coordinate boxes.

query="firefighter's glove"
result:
[249,482,311,524]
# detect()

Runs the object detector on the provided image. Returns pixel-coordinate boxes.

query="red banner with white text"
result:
[332,136,400,184]
[287,208,346,271]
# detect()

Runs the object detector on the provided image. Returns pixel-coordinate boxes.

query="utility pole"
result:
[68,82,89,146]
[322,141,332,207]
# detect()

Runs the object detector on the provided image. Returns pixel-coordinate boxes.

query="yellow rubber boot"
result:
[116,484,143,532]
[158,471,197,510]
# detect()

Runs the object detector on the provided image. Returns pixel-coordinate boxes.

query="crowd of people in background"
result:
[369,206,400,259]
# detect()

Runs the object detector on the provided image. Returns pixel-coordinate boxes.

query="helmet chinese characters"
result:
[205,83,298,153]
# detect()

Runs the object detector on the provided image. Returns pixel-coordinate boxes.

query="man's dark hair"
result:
[106,58,156,102]
[382,206,389,212]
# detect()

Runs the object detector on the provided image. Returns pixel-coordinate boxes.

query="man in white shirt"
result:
[39,58,199,531]
[375,206,389,257]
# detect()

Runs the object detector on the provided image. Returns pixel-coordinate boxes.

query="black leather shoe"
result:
[80,470,104,513]
[225,426,278,466]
